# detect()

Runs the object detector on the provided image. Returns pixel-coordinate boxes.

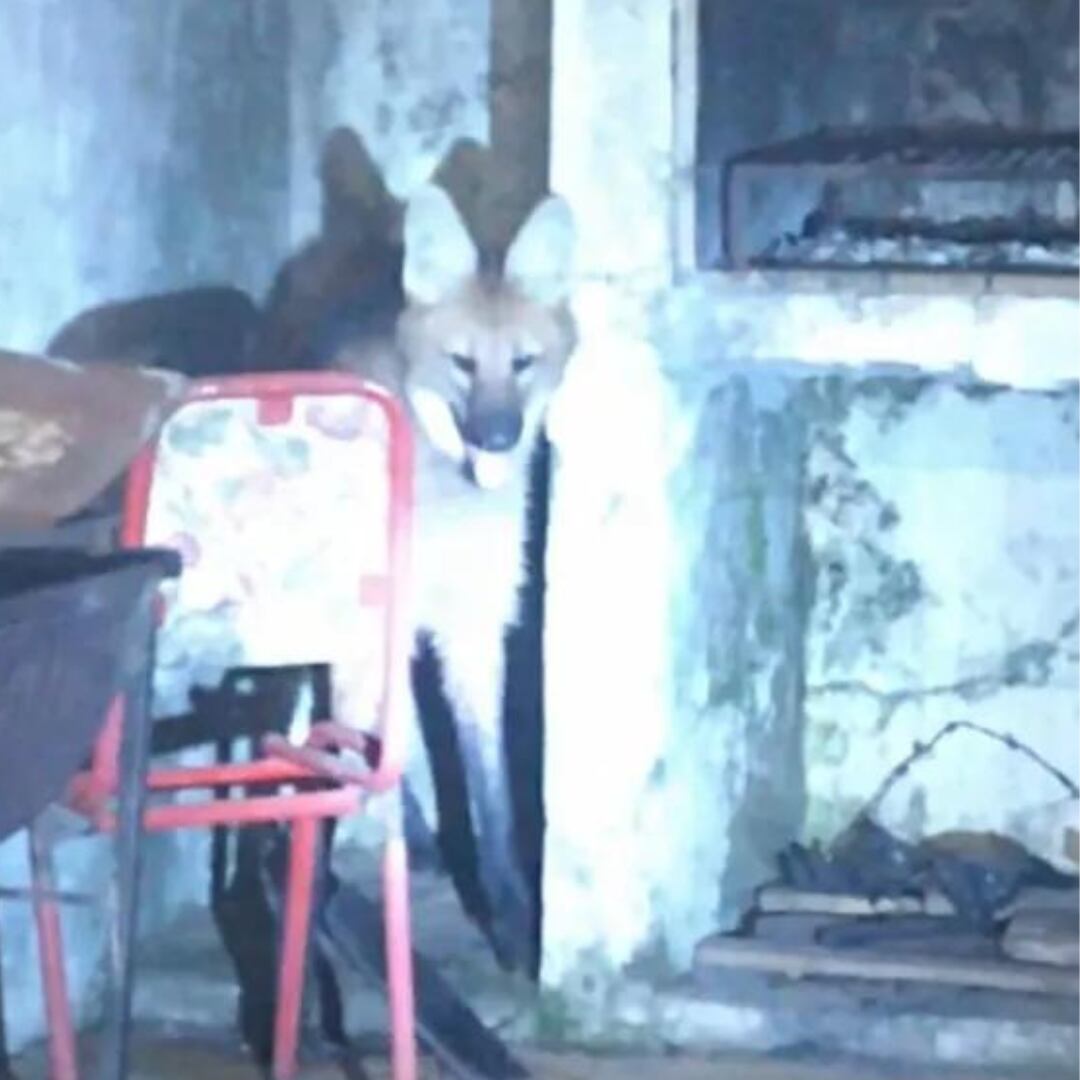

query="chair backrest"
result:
[118,372,412,746]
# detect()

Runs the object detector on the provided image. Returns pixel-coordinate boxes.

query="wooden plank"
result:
[694,935,1079,996]
[1000,886,1079,919]
[1065,826,1079,866]
[815,916,997,960]
[753,912,996,959]
[751,913,845,946]
[1003,910,1080,969]
[756,885,954,918]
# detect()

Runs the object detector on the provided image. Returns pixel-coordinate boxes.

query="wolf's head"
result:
[395,184,576,490]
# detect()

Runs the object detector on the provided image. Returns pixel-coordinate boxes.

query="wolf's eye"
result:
[512,354,538,375]
[450,353,477,376]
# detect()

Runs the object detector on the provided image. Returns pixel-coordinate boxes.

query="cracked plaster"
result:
[803,378,1079,861]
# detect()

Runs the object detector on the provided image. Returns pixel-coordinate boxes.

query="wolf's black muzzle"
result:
[461,408,523,453]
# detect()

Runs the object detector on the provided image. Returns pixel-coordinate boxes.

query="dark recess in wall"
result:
[695,0,1080,266]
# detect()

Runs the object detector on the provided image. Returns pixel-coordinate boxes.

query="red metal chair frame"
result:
[33,373,418,1080]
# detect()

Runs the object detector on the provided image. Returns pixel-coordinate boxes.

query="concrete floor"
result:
[12,1033,1070,1080]
[10,848,1074,1080]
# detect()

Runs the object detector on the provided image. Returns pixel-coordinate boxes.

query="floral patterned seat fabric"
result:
[144,391,392,736]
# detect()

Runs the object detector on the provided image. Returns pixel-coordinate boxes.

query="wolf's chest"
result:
[408,475,529,636]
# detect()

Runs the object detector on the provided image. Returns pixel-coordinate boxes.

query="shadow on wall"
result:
[254,126,405,371]
[256,124,562,372]
[45,286,262,375]
[43,120,554,378]
[43,124,405,375]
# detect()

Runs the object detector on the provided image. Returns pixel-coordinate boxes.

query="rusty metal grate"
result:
[727,126,1078,174]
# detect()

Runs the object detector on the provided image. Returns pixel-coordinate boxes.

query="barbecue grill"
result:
[722,126,1080,273]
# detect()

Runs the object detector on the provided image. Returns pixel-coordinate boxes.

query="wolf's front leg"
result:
[435,626,535,974]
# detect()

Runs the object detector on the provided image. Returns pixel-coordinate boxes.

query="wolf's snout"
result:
[462,409,523,452]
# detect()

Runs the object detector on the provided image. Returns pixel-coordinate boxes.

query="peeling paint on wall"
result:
[0,1,293,354]
[287,0,490,245]
[802,378,1080,859]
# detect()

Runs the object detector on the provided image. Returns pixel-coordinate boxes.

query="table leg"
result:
[94,625,157,1080]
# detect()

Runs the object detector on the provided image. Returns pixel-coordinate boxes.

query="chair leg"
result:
[0,921,16,1080]
[28,823,78,1080]
[272,816,317,1080]
[383,813,417,1080]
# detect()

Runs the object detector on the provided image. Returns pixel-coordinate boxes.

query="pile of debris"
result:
[696,816,1079,998]
[760,229,1080,271]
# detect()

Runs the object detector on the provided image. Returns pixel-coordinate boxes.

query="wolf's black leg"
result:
[455,724,535,974]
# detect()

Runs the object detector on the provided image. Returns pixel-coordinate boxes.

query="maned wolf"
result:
[333,182,577,971]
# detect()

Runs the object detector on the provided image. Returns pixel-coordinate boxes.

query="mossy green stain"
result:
[806,717,851,769]
[804,793,868,845]
[755,602,779,647]
[534,989,582,1045]
[745,482,767,580]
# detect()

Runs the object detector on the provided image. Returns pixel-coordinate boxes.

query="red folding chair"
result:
[34,372,418,1080]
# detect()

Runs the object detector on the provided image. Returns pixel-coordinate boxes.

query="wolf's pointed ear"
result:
[504,195,576,306]
[402,184,479,304]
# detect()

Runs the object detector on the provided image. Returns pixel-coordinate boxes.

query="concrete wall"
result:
[700,0,1079,163]
[284,0,553,263]
[803,375,1079,861]
[541,0,1080,1042]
